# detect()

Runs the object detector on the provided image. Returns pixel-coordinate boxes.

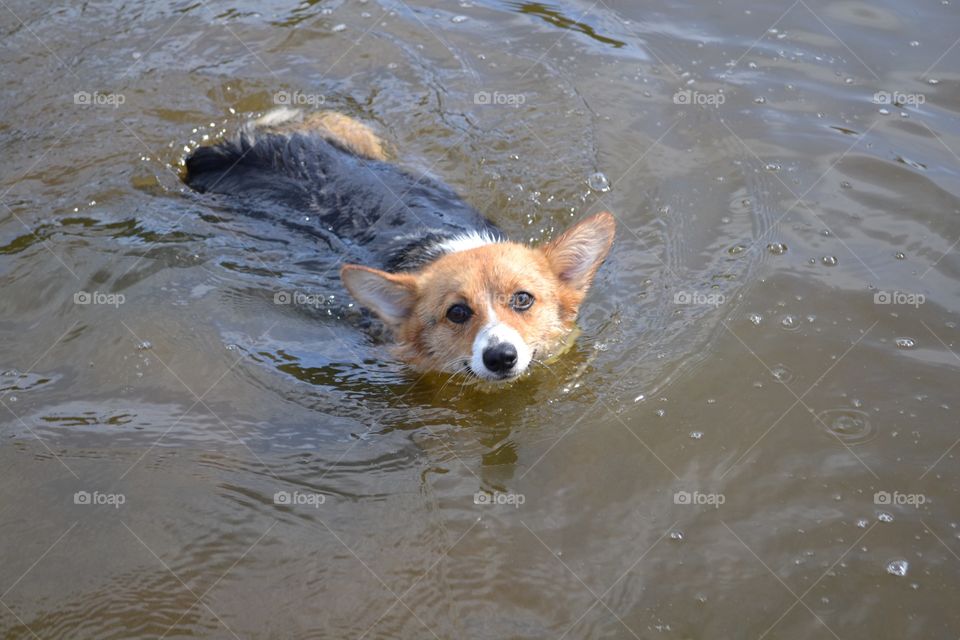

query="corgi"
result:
[184,108,615,382]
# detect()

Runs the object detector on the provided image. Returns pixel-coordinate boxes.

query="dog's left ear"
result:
[542,211,616,291]
[340,265,418,327]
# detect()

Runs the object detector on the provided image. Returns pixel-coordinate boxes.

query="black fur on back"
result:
[184,129,502,271]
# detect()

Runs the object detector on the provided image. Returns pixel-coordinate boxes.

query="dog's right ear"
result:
[340,265,417,327]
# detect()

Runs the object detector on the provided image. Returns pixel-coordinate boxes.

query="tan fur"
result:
[341,212,615,377]
[267,110,388,161]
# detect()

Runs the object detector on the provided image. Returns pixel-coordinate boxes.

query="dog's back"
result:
[184,109,500,271]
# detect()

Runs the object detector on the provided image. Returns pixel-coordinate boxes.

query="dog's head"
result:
[340,212,615,381]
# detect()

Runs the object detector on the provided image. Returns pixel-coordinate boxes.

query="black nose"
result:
[482,343,518,373]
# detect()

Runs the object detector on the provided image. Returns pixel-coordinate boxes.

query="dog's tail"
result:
[247,107,389,161]
[183,108,388,194]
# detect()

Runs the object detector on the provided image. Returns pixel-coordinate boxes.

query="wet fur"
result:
[184,108,614,379]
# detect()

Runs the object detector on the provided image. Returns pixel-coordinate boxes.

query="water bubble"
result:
[137,341,153,351]
[765,163,781,172]
[857,518,869,528]
[928,78,940,85]
[767,242,787,255]
[781,315,800,330]
[879,108,890,115]
[332,23,347,32]
[818,409,874,444]
[754,96,766,104]
[728,244,746,255]
[895,337,916,349]
[587,171,611,192]
[771,364,793,384]
[634,394,646,403]
[451,14,468,23]
[886,559,909,576]
[689,431,703,440]
[896,252,906,260]
[670,530,684,541]
[822,256,838,266]
[748,313,763,326]
[878,511,894,523]
[840,181,852,189]
[655,409,666,417]
[910,40,920,47]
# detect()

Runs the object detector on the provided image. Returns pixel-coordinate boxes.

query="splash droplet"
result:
[822,256,838,266]
[767,242,787,255]
[780,315,799,330]
[587,172,611,192]
[771,364,793,383]
[886,559,909,576]
[689,431,703,440]
[748,313,763,325]
[895,337,916,349]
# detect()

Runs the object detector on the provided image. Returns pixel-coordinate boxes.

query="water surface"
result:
[2,0,960,637]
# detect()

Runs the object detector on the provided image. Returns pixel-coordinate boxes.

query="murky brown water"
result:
[3,0,960,637]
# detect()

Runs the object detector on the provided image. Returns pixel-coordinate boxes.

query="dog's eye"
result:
[510,291,535,311]
[446,303,473,324]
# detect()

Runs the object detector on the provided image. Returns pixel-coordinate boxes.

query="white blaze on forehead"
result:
[470,304,533,379]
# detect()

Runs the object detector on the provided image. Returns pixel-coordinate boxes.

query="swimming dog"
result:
[184,108,614,382]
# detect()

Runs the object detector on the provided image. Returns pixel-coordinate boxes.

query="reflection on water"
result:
[2,0,960,637]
